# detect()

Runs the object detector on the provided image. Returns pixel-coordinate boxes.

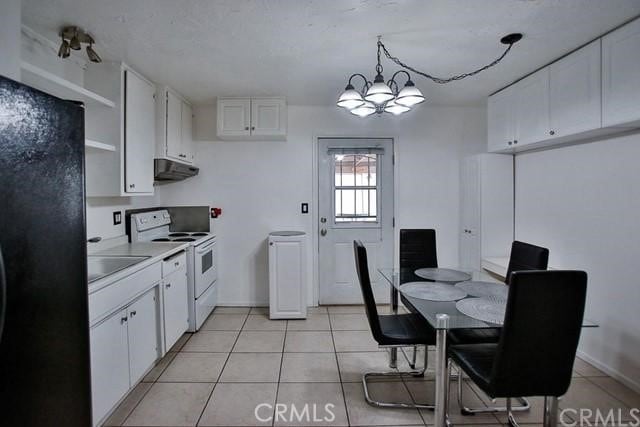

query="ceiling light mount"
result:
[337,33,523,117]
[57,26,102,63]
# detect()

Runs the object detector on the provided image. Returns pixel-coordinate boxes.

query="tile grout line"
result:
[194,312,249,427]
[328,308,353,427]
[272,320,288,427]
[581,375,634,409]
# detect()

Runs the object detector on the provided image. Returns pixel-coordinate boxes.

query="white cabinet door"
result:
[90,309,130,426]
[163,268,189,351]
[487,87,514,152]
[124,69,155,194]
[217,98,251,137]
[127,289,159,384]
[602,18,640,127]
[166,90,183,161]
[269,236,306,319]
[514,68,551,146]
[181,101,194,163]
[251,98,286,137]
[550,40,602,137]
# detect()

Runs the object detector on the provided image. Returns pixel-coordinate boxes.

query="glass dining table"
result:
[377,267,598,427]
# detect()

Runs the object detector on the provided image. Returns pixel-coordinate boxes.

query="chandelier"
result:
[337,33,523,117]
[57,26,102,63]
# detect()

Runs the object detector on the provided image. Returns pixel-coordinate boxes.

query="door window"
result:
[333,154,378,223]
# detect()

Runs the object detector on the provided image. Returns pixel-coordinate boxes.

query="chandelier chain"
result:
[377,40,514,84]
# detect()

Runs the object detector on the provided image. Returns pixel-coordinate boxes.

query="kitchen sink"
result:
[87,255,150,283]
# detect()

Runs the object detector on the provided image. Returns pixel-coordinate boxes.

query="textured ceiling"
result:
[21,0,640,106]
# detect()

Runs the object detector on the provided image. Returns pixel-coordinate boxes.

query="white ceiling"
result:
[21,0,640,106]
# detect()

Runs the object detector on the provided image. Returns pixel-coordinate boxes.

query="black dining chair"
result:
[399,229,438,284]
[448,270,587,427]
[449,240,549,414]
[353,240,436,409]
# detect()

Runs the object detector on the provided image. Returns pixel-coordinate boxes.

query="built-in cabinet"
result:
[268,232,307,319]
[488,18,640,153]
[459,154,514,271]
[217,97,287,140]
[84,63,156,196]
[156,87,194,164]
[161,252,189,351]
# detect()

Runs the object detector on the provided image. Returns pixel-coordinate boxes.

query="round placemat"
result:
[414,268,472,283]
[455,281,508,300]
[400,282,468,302]
[455,297,506,325]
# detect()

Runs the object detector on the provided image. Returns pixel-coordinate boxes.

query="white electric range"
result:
[130,210,217,331]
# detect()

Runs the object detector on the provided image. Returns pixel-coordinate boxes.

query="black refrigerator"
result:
[0,76,92,426]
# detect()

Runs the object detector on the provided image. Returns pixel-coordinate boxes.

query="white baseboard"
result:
[576,350,640,394]
[217,301,267,307]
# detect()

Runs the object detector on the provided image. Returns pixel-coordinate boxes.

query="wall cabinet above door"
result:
[217,97,287,140]
[156,87,194,165]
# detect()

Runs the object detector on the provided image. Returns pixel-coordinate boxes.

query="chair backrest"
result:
[353,240,383,341]
[399,229,437,283]
[490,270,587,397]
[505,241,549,285]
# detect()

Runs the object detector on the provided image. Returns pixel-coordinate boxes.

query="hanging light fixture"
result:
[57,26,102,63]
[337,33,522,117]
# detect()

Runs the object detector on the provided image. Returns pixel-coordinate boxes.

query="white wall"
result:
[515,131,640,391]
[0,0,21,80]
[158,104,486,306]
[86,196,160,241]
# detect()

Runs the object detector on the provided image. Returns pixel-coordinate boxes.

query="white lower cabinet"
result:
[268,232,307,319]
[162,267,189,352]
[90,309,130,427]
[127,289,160,384]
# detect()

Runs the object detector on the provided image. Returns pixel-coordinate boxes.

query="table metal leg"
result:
[543,396,559,427]
[434,314,450,427]
[389,284,399,368]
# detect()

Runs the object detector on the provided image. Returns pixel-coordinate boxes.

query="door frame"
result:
[312,134,399,306]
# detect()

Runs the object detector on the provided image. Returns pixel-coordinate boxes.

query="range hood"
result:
[154,159,199,182]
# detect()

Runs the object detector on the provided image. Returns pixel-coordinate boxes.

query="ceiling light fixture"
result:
[57,26,102,63]
[337,33,523,117]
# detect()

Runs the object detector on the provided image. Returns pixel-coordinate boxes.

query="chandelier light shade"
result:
[336,84,365,109]
[337,34,522,118]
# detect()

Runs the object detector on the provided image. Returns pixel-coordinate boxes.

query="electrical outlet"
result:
[301,203,309,214]
[113,211,122,225]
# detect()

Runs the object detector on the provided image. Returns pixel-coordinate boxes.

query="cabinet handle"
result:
[251,126,255,131]
[507,141,512,146]
[513,140,518,145]
[166,283,171,288]
[549,130,555,136]
[269,242,274,246]
[174,261,180,267]
[121,316,128,324]
[129,183,135,189]
[130,310,137,317]
[245,126,249,131]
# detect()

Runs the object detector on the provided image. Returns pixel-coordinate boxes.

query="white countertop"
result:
[88,242,189,294]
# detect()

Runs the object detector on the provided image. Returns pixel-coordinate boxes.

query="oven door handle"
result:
[196,240,216,255]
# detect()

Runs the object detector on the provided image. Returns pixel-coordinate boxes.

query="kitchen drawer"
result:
[89,262,162,325]
[162,250,187,277]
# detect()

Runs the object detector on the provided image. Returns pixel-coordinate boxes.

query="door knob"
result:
[320,217,327,223]
[320,229,327,236]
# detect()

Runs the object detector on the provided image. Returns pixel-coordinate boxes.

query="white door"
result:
[124,69,155,194]
[459,156,480,270]
[127,289,159,384]
[217,98,251,137]
[251,98,286,137]
[549,40,602,137]
[166,90,183,161]
[90,309,130,425]
[163,268,189,350]
[602,17,640,127]
[181,101,194,163]
[318,138,394,305]
[514,68,551,146]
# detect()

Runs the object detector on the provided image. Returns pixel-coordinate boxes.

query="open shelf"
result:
[20,61,116,108]
[85,139,116,152]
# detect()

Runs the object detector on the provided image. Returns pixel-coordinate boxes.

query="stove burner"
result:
[169,233,189,237]
[152,238,171,242]
[173,237,196,242]
[191,232,209,236]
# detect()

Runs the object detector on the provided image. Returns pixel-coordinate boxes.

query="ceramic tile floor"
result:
[103,305,640,427]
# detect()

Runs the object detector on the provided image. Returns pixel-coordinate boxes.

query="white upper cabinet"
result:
[124,69,156,194]
[217,97,287,140]
[549,40,602,137]
[514,68,550,146]
[602,18,640,127]
[487,86,515,152]
[157,87,194,164]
